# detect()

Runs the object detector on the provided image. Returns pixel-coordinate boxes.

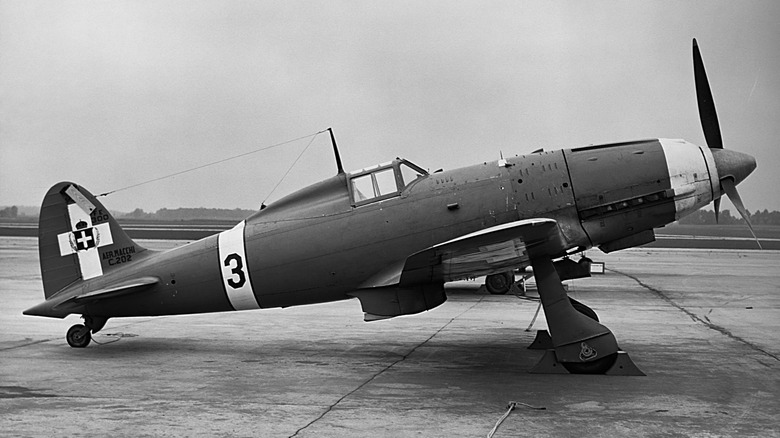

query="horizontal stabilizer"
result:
[23,276,160,318]
[71,276,160,303]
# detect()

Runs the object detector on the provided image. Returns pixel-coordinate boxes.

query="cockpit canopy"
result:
[348,158,428,206]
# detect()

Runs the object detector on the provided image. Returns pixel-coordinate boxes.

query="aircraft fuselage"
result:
[35,138,716,320]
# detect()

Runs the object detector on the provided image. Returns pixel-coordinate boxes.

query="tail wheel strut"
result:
[65,315,108,348]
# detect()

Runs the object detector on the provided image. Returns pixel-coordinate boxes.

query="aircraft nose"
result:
[711,148,756,185]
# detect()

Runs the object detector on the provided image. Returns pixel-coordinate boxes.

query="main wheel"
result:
[486,271,514,295]
[562,353,617,374]
[66,324,91,348]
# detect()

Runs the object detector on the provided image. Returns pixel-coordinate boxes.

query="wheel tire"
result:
[486,271,514,295]
[569,297,599,322]
[562,299,613,374]
[562,353,618,374]
[66,324,91,348]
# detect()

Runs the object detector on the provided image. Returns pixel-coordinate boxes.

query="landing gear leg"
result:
[65,315,109,348]
[528,256,644,375]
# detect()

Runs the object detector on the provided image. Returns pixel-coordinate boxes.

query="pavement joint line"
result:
[609,267,780,363]
[0,338,57,351]
[287,296,486,438]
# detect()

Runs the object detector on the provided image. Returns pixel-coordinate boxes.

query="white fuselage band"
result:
[217,221,260,310]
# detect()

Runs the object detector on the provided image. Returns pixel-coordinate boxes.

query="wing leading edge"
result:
[399,218,568,285]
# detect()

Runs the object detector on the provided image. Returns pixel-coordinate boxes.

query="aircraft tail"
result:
[38,182,148,298]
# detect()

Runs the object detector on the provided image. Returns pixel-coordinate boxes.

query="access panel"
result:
[563,140,676,246]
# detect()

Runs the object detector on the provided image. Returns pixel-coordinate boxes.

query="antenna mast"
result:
[328,127,345,175]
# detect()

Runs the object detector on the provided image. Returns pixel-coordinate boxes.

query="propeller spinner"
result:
[693,38,761,249]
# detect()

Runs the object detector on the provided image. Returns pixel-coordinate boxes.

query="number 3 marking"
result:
[223,253,247,289]
[217,221,259,310]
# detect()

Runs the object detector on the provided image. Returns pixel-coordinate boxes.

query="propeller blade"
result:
[693,38,724,150]
[721,178,762,249]
[713,197,721,224]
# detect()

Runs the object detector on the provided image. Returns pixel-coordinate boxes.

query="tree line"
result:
[4,205,780,225]
[677,209,780,226]
[119,207,255,221]
[0,206,254,221]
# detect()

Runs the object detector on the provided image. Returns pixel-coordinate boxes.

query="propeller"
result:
[692,38,761,249]
[693,39,723,150]
[721,179,761,249]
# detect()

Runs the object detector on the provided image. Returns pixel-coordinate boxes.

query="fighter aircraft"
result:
[24,40,758,374]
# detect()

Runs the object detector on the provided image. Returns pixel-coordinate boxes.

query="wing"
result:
[399,218,568,285]
[357,218,569,289]
[350,218,569,320]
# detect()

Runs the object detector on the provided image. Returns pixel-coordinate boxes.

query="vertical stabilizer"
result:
[38,182,147,298]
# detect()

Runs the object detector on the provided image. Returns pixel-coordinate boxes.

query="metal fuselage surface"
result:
[51,138,715,319]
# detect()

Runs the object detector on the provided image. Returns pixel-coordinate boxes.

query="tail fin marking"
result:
[39,182,147,298]
[56,202,114,280]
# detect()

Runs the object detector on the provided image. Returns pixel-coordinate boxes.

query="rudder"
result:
[38,182,147,298]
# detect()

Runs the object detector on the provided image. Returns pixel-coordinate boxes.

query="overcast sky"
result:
[1,1,778,214]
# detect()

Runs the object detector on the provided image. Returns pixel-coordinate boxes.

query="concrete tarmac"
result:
[1,237,778,437]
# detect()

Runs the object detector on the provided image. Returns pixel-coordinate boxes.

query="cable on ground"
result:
[487,401,546,438]
[90,332,138,346]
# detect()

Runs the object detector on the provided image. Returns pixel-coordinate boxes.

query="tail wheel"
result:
[66,324,91,348]
[486,271,514,295]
